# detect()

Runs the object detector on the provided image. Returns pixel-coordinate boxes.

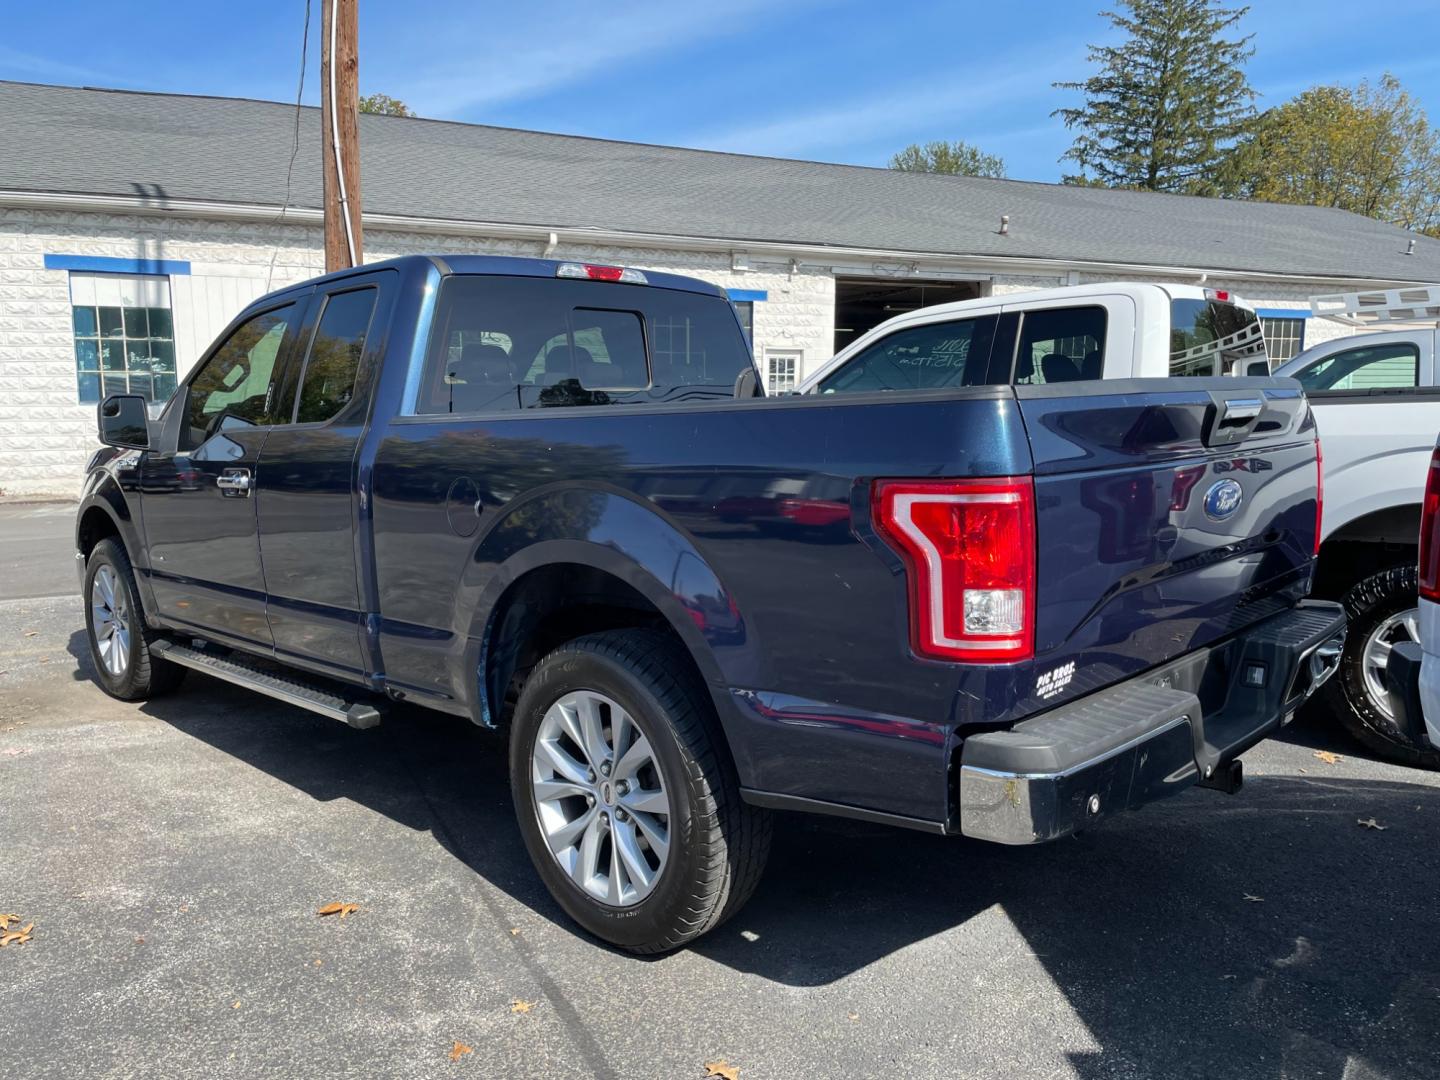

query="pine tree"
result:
[1053,1,1256,194]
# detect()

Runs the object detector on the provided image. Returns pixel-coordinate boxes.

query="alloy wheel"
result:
[91,564,131,677]
[530,689,671,907]
[1361,606,1419,721]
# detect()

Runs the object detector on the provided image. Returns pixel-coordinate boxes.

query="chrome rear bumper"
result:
[957,601,1347,845]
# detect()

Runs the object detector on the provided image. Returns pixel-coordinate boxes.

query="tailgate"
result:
[1015,377,1318,708]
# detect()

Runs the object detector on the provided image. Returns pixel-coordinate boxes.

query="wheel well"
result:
[1314,504,1420,599]
[77,506,121,561]
[483,563,699,730]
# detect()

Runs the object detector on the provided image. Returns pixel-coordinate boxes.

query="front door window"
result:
[182,304,296,450]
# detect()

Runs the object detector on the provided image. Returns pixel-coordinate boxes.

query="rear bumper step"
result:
[957,600,1346,845]
[151,640,382,730]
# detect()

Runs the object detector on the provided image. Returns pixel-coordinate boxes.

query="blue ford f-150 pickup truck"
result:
[78,255,1346,952]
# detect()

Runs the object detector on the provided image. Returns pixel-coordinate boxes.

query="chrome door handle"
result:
[217,469,253,495]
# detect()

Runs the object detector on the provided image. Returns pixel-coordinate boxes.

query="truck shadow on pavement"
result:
[66,629,1440,1080]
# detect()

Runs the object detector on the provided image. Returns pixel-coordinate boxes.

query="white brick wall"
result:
[0,204,1389,496]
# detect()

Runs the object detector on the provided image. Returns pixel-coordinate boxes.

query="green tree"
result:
[889,140,1006,178]
[358,93,415,117]
[1053,0,1256,194]
[1230,75,1440,236]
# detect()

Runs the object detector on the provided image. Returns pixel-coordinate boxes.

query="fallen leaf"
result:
[232,1001,241,1009]
[510,998,537,1014]
[703,1061,740,1080]
[135,936,145,945]
[1358,818,1388,831]
[1313,750,1343,765]
[0,925,33,947]
[0,914,21,930]
[313,958,323,967]
[846,1012,859,1022]
[316,902,359,919]
[449,1041,473,1063]
[508,927,521,936]
[1243,894,1264,903]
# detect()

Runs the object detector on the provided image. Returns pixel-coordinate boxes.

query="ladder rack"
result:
[1309,284,1440,327]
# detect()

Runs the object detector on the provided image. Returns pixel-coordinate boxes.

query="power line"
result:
[266,0,312,292]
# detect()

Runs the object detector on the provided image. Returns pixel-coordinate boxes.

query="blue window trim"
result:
[727,289,768,302]
[44,254,191,276]
[1255,308,1309,319]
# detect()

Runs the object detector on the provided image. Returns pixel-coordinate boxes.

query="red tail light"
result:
[1419,448,1440,602]
[1314,439,1324,557]
[872,477,1036,663]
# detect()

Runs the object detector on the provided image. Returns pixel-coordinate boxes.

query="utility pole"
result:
[321,0,362,272]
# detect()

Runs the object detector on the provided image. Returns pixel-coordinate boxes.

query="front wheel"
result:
[84,538,185,701]
[509,629,770,953]
[1324,564,1440,769]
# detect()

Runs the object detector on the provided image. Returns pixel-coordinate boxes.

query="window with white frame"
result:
[69,272,176,404]
[1261,316,1306,363]
[765,349,801,394]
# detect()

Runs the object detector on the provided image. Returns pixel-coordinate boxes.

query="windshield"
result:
[1169,299,1266,376]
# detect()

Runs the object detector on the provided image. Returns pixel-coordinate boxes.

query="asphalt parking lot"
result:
[2,502,1438,1080]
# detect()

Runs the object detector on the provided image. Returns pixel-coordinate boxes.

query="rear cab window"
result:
[414,275,750,415]
[1169,298,1266,376]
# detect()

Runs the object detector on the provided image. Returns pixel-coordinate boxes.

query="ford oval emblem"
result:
[1203,479,1244,520]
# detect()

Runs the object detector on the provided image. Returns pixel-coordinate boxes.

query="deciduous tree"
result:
[358,93,415,117]
[1231,75,1440,236]
[889,140,1006,178]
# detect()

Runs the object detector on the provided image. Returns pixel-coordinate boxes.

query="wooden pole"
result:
[321,0,362,272]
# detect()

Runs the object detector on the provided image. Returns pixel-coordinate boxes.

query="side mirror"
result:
[98,394,150,450]
[1246,360,1271,377]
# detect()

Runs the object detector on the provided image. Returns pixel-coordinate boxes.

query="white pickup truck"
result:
[798,282,1268,391]
[1271,286,1440,768]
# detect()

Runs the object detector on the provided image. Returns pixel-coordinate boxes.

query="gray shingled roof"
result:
[5,80,1439,282]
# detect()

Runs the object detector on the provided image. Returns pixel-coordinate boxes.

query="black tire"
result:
[1324,564,1440,769]
[83,538,185,701]
[509,629,771,953]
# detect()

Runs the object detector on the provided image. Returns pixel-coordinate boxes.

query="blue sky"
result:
[4,0,1439,181]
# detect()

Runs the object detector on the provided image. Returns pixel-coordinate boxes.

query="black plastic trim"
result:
[739,788,947,834]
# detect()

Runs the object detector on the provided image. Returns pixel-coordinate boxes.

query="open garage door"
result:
[833,279,984,354]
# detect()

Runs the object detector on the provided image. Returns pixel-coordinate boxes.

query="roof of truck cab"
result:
[275,254,725,297]
[4,80,1440,283]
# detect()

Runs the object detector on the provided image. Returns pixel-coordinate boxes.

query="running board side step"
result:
[151,640,382,730]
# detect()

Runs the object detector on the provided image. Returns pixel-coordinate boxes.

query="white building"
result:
[4,80,1440,496]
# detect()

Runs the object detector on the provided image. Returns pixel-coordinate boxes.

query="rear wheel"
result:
[84,539,185,701]
[509,629,770,953]
[1325,564,1440,768]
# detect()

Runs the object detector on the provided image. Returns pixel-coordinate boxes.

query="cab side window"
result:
[817,316,999,394]
[294,287,378,424]
[1012,306,1106,384]
[1293,343,1420,393]
[182,304,295,450]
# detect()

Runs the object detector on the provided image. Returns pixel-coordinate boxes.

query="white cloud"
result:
[0,44,111,82]
[388,0,810,117]
[682,41,1082,159]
